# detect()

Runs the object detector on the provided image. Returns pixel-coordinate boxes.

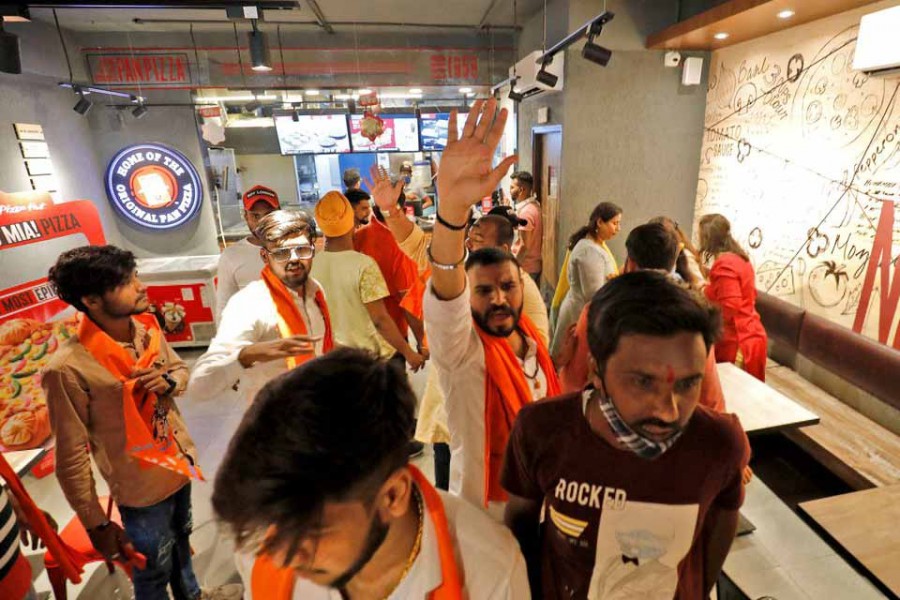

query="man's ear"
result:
[588,355,605,393]
[623,257,637,274]
[81,294,102,313]
[378,468,414,520]
[259,248,268,265]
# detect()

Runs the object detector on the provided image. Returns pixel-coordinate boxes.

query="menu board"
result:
[420,111,467,151]
[349,114,421,152]
[275,113,351,155]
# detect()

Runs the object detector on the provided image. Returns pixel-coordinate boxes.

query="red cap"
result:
[242,185,280,211]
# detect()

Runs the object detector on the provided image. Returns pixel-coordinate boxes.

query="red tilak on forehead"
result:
[666,365,675,384]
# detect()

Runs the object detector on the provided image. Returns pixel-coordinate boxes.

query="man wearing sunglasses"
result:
[188,210,333,403]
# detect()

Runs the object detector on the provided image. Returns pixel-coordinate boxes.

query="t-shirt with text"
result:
[501,393,750,600]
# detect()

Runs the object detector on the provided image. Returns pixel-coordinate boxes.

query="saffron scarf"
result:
[250,466,462,600]
[0,454,88,584]
[260,265,334,369]
[77,314,202,480]
[475,314,561,506]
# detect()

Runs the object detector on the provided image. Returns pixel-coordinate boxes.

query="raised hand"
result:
[238,335,323,367]
[436,98,517,224]
[365,165,405,213]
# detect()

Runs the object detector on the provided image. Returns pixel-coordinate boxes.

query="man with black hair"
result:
[188,210,332,403]
[44,245,240,600]
[509,171,542,285]
[424,99,560,520]
[503,271,750,600]
[214,348,529,599]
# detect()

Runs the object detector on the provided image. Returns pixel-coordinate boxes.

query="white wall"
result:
[694,0,900,346]
[235,154,300,206]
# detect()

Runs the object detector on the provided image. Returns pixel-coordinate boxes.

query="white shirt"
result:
[215,238,266,324]
[236,489,530,600]
[423,282,550,521]
[187,278,327,404]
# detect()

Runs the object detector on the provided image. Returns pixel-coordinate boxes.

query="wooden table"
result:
[799,485,900,598]
[2,447,46,477]
[717,362,820,434]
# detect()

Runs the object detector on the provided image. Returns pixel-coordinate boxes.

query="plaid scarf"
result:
[584,387,682,459]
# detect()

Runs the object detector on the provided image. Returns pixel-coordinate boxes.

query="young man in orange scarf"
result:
[44,246,240,600]
[188,211,332,403]
[424,98,560,521]
[213,348,529,600]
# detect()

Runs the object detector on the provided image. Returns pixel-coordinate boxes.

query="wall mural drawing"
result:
[694,0,900,349]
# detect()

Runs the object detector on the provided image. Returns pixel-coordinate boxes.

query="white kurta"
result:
[550,238,617,356]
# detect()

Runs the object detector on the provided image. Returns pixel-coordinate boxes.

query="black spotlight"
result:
[582,41,612,66]
[536,62,558,87]
[291,109,299,122]
[244,98,262,112]
[508,89,524,102]
[132,102,148,119]
[73,91,92,115]
[248,20,272,72]
[0,24,21,74]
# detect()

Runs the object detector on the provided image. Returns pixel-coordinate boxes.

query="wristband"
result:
[435,212,468,231]
[427,244,468,270]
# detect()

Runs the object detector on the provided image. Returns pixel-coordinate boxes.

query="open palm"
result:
[365,165,405,212]
[436,99,517,222]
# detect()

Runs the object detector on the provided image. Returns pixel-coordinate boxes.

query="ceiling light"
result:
[508,89,524,102]
[358,88,373,95]
[248,21,272,72]
[306,89,320,96]
[777,9,795,19]
[582,42,612,66]
[409,88,423,94]
[459,87,473,93]
[132,102,148,119]
[73,91,92,115]
[536,63,558,87]
[713,32,730,40]
[291,110,299,122]
[0,24,21,74]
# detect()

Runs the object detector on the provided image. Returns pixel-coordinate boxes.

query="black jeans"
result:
[433,442,451,490]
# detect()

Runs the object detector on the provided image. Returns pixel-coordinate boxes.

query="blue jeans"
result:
[119,484,201,600]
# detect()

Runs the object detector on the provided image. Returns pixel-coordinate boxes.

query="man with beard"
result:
[424,99,560,520]
[188,211,332,403]
[215,185,281,324]
[44,245,240,600]
[502,272,750,599]
[215,348,529,599]
[508,171,542,285]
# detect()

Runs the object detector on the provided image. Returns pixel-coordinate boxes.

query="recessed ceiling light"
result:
[459,87,473,93]
[306,89,320,96]
[777,9,795,19]
[713,32,730,40]
[359,88,373,94]
[409,88,423,94]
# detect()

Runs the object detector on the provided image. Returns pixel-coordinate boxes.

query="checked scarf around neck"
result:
[475,314,561,506]
[261,265,334,369]
[77,313,203,480]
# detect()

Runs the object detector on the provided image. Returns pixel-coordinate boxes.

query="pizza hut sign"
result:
[105,143,203,231]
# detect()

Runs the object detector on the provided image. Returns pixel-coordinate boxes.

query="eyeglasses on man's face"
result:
[266,244,315,262]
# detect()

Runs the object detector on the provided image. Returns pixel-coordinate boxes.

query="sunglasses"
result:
[266,245,315,262]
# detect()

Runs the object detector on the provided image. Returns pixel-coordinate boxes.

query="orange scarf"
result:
[77,314,203,480]
[0,453,89,584]
[251,466,462,600]
[476,314,561,506]
[260,266,334,369]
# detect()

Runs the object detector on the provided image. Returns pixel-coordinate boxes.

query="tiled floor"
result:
[20,348,432,599]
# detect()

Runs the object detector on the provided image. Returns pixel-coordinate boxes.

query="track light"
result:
[0,23,21,74]
[132,102,148,119]
[508,89,524,102]
[582,41,612,66]
[245,98,262,112]
[291,110,299,122]
[248,20,272,72]
[536,62,558,87]
[73,90,92,115]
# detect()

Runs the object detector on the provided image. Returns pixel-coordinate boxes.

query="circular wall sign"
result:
[104,143,203,230]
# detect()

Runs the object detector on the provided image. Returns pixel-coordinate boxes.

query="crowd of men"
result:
[3,98,751,600]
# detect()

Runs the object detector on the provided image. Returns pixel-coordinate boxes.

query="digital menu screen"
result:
[419,110,468,151]
[349,113,420,152]
[275,113,351,155]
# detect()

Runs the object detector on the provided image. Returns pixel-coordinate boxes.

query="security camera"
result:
[664,51,682,68]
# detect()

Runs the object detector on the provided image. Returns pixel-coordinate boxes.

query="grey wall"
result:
[515,0,707,267]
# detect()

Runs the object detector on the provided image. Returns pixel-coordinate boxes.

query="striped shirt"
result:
[0,487,23,580]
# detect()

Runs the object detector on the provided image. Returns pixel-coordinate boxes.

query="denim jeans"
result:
[119,484,201,600]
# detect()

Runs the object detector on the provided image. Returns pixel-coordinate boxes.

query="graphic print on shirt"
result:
[587,500,699,600]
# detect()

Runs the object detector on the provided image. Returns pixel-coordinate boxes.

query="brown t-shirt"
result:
[501,392,750,600]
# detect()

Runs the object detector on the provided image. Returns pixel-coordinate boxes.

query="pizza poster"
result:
[0,194,107,450]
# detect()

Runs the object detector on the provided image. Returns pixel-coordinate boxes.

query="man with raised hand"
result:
[424,99,560,520]
[187,210,332,404]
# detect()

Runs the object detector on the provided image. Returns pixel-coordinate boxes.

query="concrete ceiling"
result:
[30,0,545,32]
